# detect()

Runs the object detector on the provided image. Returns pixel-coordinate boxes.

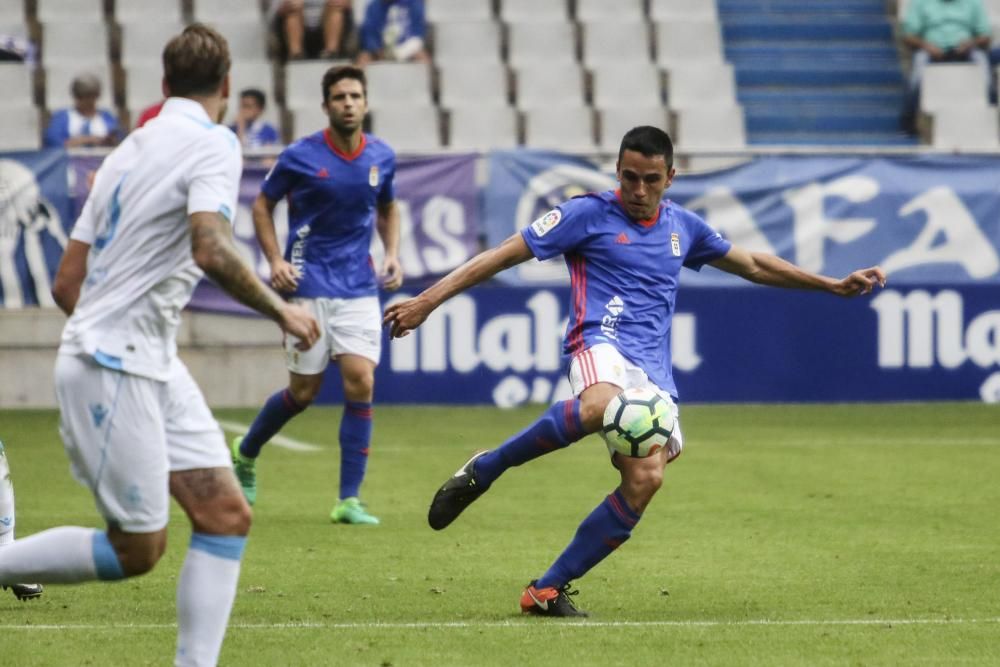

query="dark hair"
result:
[162,24,231,98]
[618,126,674,170]
[321,65,366,103]
[240,88,266,108]
[71,73,101,99]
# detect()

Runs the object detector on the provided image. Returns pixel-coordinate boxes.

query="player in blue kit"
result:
[232,65,402,524]
[384,126,886,617]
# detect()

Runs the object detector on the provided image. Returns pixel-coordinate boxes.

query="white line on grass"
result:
[3,617,999,631]
[216,420,322,452]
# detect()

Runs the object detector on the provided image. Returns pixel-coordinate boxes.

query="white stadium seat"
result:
[0,63,36,108]
[425,0,492,22]
[655,21,725,68]
[672,105,747,150]
[591,64,664,109]
[920,63,989,113]
[581,21,651,67]
[432,21,502,64]
[932,107,1000,150]
[666,64,738,108]
[576,0,644,22]
[598,106,669,152]
[0,106,41,151]
[364,62,434,109]
[438,63,509,109]
[448,106,519,150]
[507,21,577,68]
[650,0,719,21]
[37,0,103,23]
[42,21,108,65]
[371,106,441,152]
[116,0,183,24]
[514,63,585,110]
[120,22,188,66]
[499,0,570,22]
[524,106,596,153]
[191,0,262,23]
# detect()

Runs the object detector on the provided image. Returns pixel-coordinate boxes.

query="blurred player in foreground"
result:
[0,440,43,601]
[385,126,886,617]
[231,65,401,525]
[0,25,319,666]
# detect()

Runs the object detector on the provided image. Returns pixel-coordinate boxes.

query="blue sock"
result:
[473,399,584,487]
[339,401,372,499]
[536,489,641,590]
[239,389,305,458]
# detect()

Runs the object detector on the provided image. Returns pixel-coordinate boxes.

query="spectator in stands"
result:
[229,88,281,148]
[355,0,429,66]
[43,74,120,148]
[900,0,993,134]
[270,0,352,60]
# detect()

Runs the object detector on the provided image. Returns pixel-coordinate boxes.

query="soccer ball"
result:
[601,387,676,458]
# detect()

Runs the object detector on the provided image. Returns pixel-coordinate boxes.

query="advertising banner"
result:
[484,152,1000,287]
[190,153,482,313]
[0,150,73,307]
[315,284,1000,405]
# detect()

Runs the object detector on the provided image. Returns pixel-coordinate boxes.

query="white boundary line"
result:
[216,420,322,452]
[3,617,999,631]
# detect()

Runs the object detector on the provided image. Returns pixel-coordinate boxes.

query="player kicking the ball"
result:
[384,126,886,617]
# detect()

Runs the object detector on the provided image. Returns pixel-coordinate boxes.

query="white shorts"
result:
[54,354,230,533]
[568,343,684,463]
[285,296,382,374]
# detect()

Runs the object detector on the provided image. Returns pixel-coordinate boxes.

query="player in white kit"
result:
[0,25,319,666]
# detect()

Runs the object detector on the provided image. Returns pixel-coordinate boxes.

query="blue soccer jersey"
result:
[521,190,731,398]
[262,130,396,298]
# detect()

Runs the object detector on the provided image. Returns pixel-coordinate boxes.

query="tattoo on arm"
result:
[190,212,284,321]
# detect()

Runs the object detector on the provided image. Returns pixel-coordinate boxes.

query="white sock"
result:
[175,533,246,667]
[0,443,15,546]
[0,526,123,583]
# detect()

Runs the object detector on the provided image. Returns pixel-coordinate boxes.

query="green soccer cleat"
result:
[330,497,380,525]
[230,436,257,506]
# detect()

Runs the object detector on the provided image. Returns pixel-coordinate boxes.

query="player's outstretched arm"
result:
[376,200,403,291]
[190,211,320,349]
[383,232,534,338]
[710,245,886,297]
[252,193,300,293]
[51,239,91,315]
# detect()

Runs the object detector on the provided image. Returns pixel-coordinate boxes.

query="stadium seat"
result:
[507,21,577,68]
[205,21,269,62]
[370,107,441,152]
[514,63,585,110]
[432,21,502,64]
[523,106,596,153]
[0,106,41,151]
[115,0,183,24]
[447,106,519,150]
[650,0,719,22]
[288,104,329,140]
[0,64,35,108]
[672,105,746,150]
[120,22,188,66]
[364,62,433,109]
[37,0,104,23]
[931,107,1000,149]
[285,61,335,109]
[598,106,669,152]
[919,63,989,113]
[191,0,262,23]
[425,0,492,23]
[666,64,737,108]
[438,63,509,109]
[576,0,644,22]
[44,63,114,109]
[591,64,664,109]
[0,2,26,25]
[581,22,651,67]
[42,21,109,65]
[499,0,570,22]
[654,21,725,68]
[124,64,164,117]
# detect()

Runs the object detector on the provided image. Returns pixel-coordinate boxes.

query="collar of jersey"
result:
[614,189,661,228]
[324,129,366,161]
[160,97,214,127]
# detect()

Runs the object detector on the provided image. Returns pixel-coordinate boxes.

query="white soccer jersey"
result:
[60,97,242,380]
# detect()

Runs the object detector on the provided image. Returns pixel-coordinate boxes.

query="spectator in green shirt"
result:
[900,0,993,134]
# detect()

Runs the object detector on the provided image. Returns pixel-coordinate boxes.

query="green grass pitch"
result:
[1,403,998,666]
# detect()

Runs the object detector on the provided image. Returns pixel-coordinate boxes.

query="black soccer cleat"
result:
[4,583,43,601]
[520,580,588,618]
[427,450,491,530]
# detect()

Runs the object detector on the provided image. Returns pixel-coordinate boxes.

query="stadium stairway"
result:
[718,0,918,145]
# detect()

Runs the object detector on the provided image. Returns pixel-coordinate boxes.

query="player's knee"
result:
[342,370,374,400]
[619,466,663,511]
[288,383,320,407]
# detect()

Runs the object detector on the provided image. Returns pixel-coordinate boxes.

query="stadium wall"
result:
[1,149,998,407]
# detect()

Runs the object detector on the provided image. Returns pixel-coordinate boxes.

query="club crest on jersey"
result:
[369,166,379,188]
[530,209,562,237]
[670,232,681,257]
